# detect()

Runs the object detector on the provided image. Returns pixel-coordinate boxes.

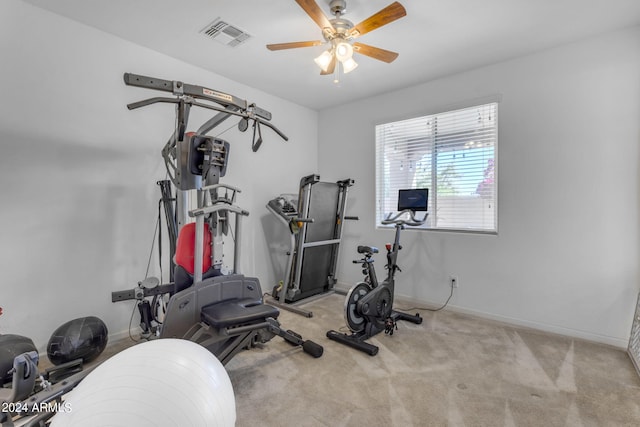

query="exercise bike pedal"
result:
[384,318,398,335]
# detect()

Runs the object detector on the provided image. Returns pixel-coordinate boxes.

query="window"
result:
[375,102,498,233]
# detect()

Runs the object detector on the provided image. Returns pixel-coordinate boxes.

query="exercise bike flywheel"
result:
[344,282,371,332]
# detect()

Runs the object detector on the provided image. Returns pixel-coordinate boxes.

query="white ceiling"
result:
[23,0,640,110]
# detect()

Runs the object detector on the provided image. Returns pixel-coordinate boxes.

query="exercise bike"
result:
[327,189,428,355]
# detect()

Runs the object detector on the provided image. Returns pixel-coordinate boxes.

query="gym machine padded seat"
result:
[201,298,280,328]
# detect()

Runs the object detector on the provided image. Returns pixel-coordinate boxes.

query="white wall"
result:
[319,26,640,347]
[1,0,637,353]
[0,0,317,350]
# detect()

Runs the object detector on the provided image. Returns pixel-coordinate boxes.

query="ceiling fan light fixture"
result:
[265,0,407,81]
[314,49,334,72]
[335,41,354,62]
[341,57,358,73]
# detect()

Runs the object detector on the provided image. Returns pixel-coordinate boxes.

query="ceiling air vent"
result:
[201,18,251,47]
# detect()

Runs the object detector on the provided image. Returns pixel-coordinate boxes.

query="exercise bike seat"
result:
[357,245,379,254]
[201,298,280,328]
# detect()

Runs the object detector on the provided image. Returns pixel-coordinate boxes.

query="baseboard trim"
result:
[334,284,629,349]
[109,329,134,343]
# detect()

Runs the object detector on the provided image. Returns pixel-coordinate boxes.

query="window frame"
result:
[375,100,499,235]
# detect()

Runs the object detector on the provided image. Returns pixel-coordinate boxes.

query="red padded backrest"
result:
[175,222,212,275]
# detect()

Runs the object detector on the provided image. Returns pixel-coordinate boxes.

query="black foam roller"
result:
[302,340,323,358]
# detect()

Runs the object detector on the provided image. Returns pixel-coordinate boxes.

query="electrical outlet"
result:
[449,276,458,288]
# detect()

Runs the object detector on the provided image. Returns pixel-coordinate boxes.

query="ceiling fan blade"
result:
[348,1,407,38]
[295,0,335,31]
[267,41,323,50]
[353,42,399,63]
[320,56,337,75]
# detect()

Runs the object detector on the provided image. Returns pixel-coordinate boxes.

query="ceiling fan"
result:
[267,0,406,81]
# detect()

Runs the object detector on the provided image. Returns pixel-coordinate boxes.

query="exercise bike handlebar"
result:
[382,209,428,227]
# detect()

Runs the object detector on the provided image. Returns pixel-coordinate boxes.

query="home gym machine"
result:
[266,174,357,317]
[327,188,429,356]
[111,73,323,364]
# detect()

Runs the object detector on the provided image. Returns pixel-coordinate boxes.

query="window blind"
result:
[375,103,497,233]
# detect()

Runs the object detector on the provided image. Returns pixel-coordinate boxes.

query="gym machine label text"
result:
[202,88,232,102]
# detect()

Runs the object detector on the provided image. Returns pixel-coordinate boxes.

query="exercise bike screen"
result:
[397,188,429,211]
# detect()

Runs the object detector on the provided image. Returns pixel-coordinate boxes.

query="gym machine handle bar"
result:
[123,72,289,143]
[381,209,428,227]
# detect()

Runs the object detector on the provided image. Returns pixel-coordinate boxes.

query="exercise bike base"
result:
[392,310,423,325]
[326,330,379,356]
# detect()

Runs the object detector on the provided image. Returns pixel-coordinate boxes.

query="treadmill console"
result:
[268,195,298,218]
